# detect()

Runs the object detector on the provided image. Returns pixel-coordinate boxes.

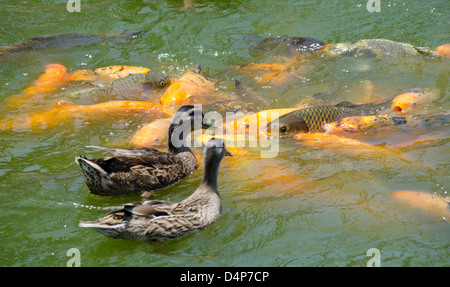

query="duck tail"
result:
[79,221,125,229]
[75,156,108,176]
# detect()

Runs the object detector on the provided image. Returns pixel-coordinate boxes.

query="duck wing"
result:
[105,200,190,217]
[86,145,174,168]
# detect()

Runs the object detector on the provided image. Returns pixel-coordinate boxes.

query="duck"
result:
[75,105,216,196]
[78,137,230,241]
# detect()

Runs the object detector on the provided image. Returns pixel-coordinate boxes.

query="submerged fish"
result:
[69,65,152,82]
[98,73,173,94]
[323,39,435,58]
[55,73,174,102]
[293,132,409,161]
[234,79,269,109]
[325,113,450,134]
[436,44,450,58]
[249,35,325,58]
[234,60,303,85]
[392,191,450,220]
[391,89,439,113]
[131,117,173,147]
[5,64,156,108]
[224,108,298,138]
[265,100,392,137]
[0,100,169,132]
[0,30,145,56]
[160,67,215,106]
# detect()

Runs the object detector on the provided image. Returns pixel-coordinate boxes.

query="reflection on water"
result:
[0,0,448,267]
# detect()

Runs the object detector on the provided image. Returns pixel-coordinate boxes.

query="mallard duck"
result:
[75,105,215,196]
[78,138,229,241]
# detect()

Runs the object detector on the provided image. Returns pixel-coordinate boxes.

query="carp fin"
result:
[192,64,201,74]
[335,101,357,108]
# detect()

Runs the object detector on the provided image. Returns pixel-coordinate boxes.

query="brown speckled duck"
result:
[75,105,215,196]
[78,138,229,241]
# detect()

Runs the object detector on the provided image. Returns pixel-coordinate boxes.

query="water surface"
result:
[0,0,448,267]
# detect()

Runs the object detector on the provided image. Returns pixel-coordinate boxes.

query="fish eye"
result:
[280,125,288,133]
[159,79,166,87]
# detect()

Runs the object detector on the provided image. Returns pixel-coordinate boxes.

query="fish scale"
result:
[295,105,354,131]
[52,73,172,101]
[266,101,394,136]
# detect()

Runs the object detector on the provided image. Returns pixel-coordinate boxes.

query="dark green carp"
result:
[265,100,393,136]
[249,35,325,58]
[55,73,174,103]
[0,30,145,56]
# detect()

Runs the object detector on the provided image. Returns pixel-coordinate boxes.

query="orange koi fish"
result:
[324,115,416,133]
[23,64,70,95]
[293,133,411,162]
[131,117,172,147]
[223,108,298,138]
[436,44,450,58]
[0,101,168,132]
[69,65,152,82]
[234,61,303,85]
[391,89,438,113]
[392,191,450,220]
[7,64,154,107]
[5,64,71,108]
[160,69,215,106]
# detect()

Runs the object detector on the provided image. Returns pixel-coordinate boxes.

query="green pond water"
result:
[0,0,449,267]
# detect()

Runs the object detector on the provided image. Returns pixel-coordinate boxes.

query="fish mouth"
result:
[166,76,176,85]
[260,121,278,139]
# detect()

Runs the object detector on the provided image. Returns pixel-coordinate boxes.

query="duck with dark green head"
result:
[78,138,230,241]
[75,105,216,196]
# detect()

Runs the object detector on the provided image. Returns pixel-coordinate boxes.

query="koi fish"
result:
[0,101,168,132]
[69,65,152,82]
[392,191,450,220]
[322,39,435,58]
[264,100,392,137]
[293,133,411,162]
[6,64,155,107]
[391,89,439,113]
[249,35,325,58]
[435,44,450,58]
[131,117,172,147]
[0,31,145,56]
[325,113,450,134]
[160,67,215,106]
[223,108,298,138]
[57,73,174,103]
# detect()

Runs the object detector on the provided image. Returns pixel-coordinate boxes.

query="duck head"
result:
[203,138,232,163]
[168,105,217,152]
[170,105,216,130]
[200,138,231,189]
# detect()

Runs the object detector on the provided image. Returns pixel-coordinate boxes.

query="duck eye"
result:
[159,79,165,87]
[280,125,288,133]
